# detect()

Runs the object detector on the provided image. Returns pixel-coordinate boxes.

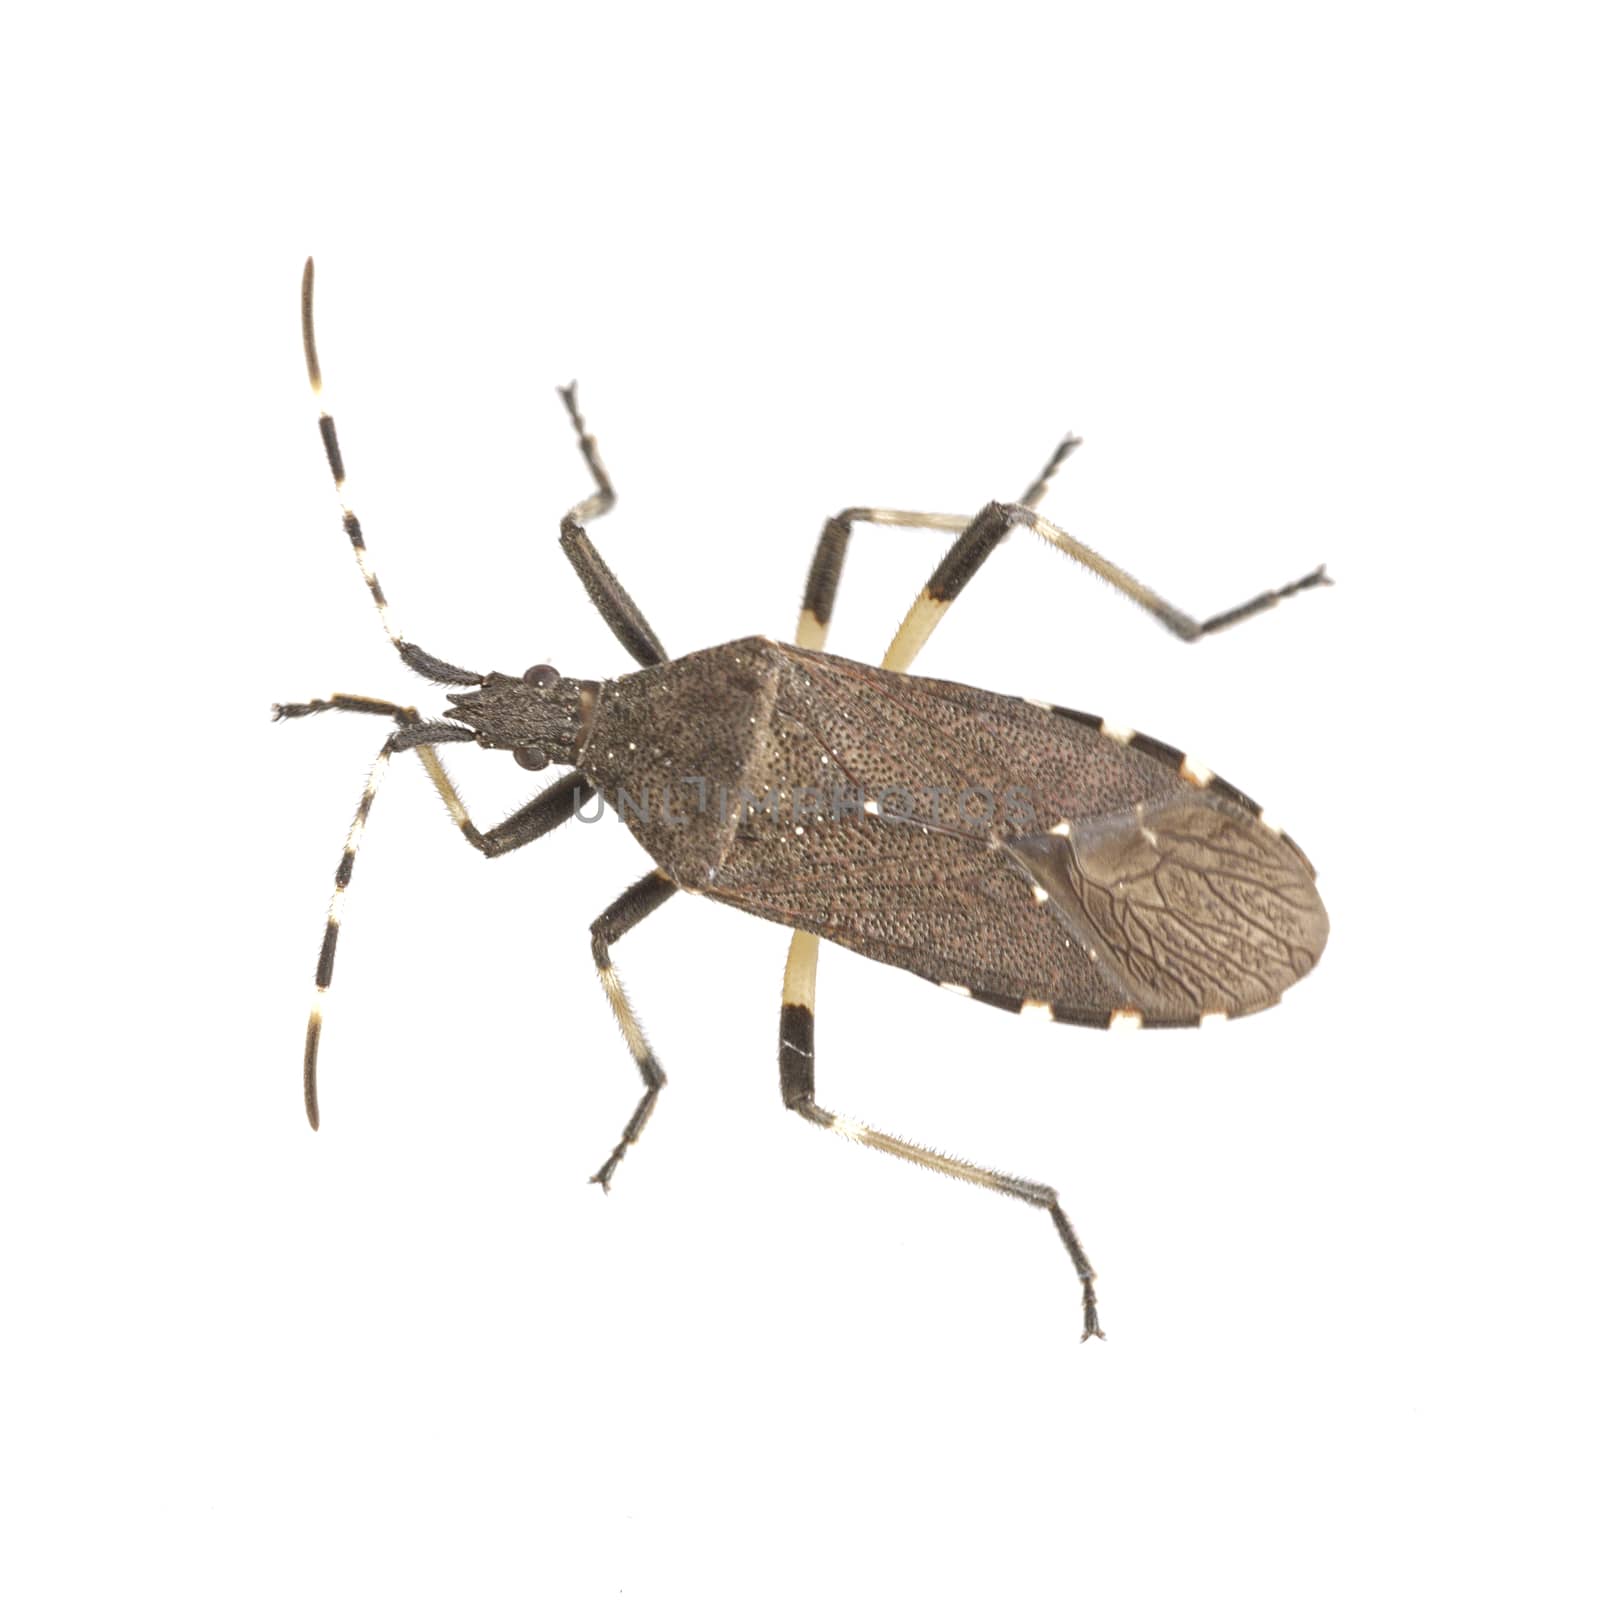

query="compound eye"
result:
[514,746,550,772]
[523,664,560,689]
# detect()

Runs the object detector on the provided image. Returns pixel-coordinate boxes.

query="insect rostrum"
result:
[277,258,1330,1341]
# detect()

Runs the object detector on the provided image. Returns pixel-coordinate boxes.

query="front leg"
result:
[555,384,670,667]
[588,870,678,1188]
[273,692,596,856]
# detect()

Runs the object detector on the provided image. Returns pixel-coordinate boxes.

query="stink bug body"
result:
[278,259,1330,1340]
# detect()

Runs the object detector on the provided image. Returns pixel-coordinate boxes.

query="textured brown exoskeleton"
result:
[278,260,1330,1340]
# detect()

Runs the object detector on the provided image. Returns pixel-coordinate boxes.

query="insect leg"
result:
[781,445,1105,1334]
[588,871,679,1190]
[776,933,1103,1340]
[300,260,485,687]
[882,501,1329,673]
[556,384,669,667]
[273,693,597,857]
[477,772,600,857]
[795,434,1080,651]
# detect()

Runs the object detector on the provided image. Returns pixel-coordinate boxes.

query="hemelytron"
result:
[277,258,1330,1340]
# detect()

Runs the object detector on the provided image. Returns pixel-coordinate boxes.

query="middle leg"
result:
[588,869,679,1189]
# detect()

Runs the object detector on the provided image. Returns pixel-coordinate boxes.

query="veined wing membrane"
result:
[1006,791,1328,1022]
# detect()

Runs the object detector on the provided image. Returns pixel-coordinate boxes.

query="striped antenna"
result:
[299,715,475,1129]
[300,258,481,687]
[293,258,493,1123]
[302,739,393,1130]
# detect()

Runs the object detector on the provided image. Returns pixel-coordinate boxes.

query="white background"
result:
[3,4,1595,1596]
